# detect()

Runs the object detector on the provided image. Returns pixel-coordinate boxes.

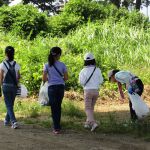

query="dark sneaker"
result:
[4,120,11,126]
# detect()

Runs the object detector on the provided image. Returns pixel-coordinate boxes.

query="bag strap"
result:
[6,60,16,68]
[3,61,17,86]
[84,66,96,86]
[53,64,63,77]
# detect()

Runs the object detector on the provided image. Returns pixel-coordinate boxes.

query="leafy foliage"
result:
[22,0,55,13]
[0,19,150,93]
[63,0,114,21]
[0,3,150,93]
[0,0,9,6]
[0,5,49,39]
[49,13,82,36]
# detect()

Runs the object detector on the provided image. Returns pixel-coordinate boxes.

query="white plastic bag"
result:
[16,84,28,98]
[38,81,49,106]
[128,93,150,119]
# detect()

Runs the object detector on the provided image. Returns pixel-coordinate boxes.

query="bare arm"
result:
[42,71,48,83]
[117,82,125,100]
[0,69,3,97]
[64,71,68,81]
[0,69,4,85]
[17,70,21,82]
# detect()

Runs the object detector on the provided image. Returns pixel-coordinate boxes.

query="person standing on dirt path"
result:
[108,69,144,121]
[42,47,68,134]
[0,46,20,129]
[79,53,103,132]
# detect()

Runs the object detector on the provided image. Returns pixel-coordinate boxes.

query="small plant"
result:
[62,100,85,118]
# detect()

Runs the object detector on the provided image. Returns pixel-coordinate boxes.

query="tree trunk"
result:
[135,0,141,10]
[122,0,129,8]
[110,0,120,8]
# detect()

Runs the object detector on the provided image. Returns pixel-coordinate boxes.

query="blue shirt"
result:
[43,61,67,86]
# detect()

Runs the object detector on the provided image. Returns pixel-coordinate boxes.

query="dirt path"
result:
[0,121,150,150]
[1,86,150,150]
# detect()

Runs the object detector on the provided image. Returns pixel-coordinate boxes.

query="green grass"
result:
[0,20,150,94]
[1,97,150,137]
[0,17,150,136]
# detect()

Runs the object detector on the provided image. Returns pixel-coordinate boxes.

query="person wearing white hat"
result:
[79,52,103,131]
[108,69,144,121]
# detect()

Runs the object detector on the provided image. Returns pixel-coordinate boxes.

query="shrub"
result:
[63,0,108,22]
[49,12,82,37]
[63,0,149,29]
[122,10,150,29]
[0,6,16,31]
[0,4,49,39]
[111,8,149,29]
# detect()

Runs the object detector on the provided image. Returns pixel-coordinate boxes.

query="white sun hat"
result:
[84,52,94,60]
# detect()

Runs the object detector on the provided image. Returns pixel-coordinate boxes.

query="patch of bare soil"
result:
[0,122,150,150]
[65,85,150,104]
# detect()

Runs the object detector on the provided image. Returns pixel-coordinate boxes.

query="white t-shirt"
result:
[79,66,103,90]
[0,60,20,81]
[115,71,135,87]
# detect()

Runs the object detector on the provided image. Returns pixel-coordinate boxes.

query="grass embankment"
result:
[0,21,150,93]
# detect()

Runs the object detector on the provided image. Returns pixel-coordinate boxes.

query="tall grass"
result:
[0,20,150,93]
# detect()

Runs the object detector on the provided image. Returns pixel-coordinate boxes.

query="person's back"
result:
[79,52,103,132]
[2,60,18,85]
[108,69,144,121]
[42,47,68,134]
[79,66,103,90]
[44,61,67,86]
[0,46,20,129]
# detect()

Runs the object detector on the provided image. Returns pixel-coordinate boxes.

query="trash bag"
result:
[16,84,28,98]
[128,93,150,119]
[38,82,49,106]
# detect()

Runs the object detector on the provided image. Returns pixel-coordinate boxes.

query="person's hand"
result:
[120,99,124,104]
[128,87,134,94]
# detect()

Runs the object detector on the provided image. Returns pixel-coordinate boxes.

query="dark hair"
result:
[5,46,15,61]
[48,47,62,66]
[108,69,120,81]
[84,59,96,66]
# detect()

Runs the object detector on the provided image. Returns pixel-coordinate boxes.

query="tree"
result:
[22,0,56,13]
[110,0,120,8]
[135,0,141,10]
[102,0,150,11]
[0,0,10,6]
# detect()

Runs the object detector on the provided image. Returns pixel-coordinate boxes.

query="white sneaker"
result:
[84,121,91,129]
[11,122,19,129]
[91,123,98,132]
[84,124,90,129]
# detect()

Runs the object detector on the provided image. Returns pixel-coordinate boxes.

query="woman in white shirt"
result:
[108,69,144,121]
[79,53,103,131]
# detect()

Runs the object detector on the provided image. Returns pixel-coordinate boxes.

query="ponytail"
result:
[48,47,62,67]
[48,53,55,66]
